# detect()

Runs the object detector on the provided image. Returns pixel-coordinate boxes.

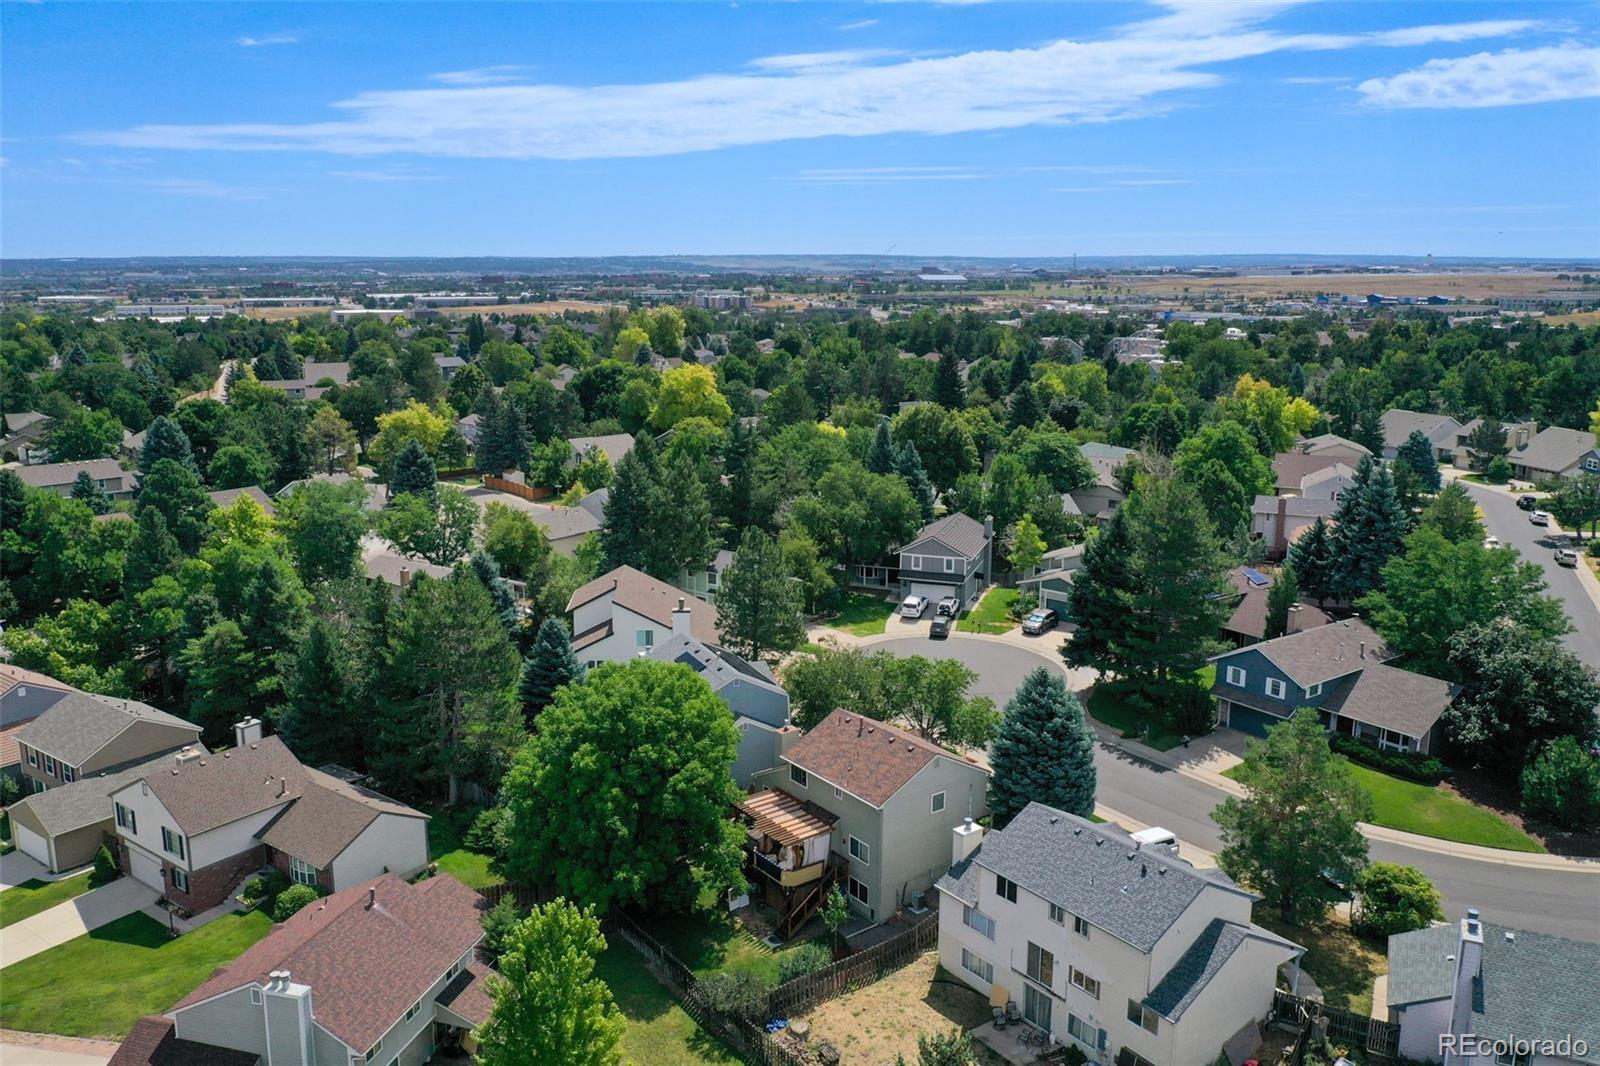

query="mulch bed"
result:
[1443,772,1600,857]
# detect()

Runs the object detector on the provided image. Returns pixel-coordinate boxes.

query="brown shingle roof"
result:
[109,1016,259,1066]
[256,768,425,869]
[435,962,496,1027]
[565,565,719,642]
[175,873,488,1054]
[1221,568,1332,641]
[1271,451,1354,494]
[135,734,307,836]
[781,710,985,808]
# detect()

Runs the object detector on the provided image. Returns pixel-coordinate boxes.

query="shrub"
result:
[1352,862,1444,937]
[273,883,321,921]
[1329,735,1449,785]
[1485,456,1512,483]
[464,805,509,856]
[92,844,121,886]
[696,971,770,1023]
[0,772,21,807]
[480,895,523,964]
[1587,540,1600,558]
[239,877,270,905]
[776,942,832,984]
[1167,681,1216,737]
[1006,590,1039,621]
[1521,736,1600,830]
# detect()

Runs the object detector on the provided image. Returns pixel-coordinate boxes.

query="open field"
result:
[1543,309,1600,326]
[1117,271,1576,301]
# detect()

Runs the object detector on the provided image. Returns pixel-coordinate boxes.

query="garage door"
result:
[14,822,50,869]
[1224,704,1289,739]
[127,845,163,891]
[906,582,955,603]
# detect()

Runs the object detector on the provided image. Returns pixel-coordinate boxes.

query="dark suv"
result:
[1517,495,1538,511]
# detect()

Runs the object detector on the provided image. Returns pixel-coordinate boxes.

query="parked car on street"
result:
[900,594,929,618]
[930,615,952,638]
[1484,535,1501,549]
[936,595,960,618]
[1555,548,1579,568]
[1022,608,1059,635]
[1530,510,1551,527]
[1517,495,1539,511]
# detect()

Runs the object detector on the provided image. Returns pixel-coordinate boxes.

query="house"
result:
[207,485,277,517]
[547,364,578,392]
[1272,436,1365,494]
[1507,425,1600,483]
[1208,618,1458,754]
[362,549,454,589]
[680,547,735,604]
[650,630,789,785]
[1380,410,1465,462]
[464,489,600,556]
[575,485,609,523]
[107,873,494,1066]
[433,354,466,380]
[258,362,352,402]
[1072,443,1137,519]
[1386,909,1599,1065]
[1251,494,1338,560]
[2,410,54,463]
[121,428,147,461]
[16,690,201,795]
[1449,418,1538,463]
[455,412,480,446]
[107,720,429,914]
[12,458,133,499]
[748,709,990,927]
[936,803,1303,1066]
[1017,543,1087,615]
[897,512,994,608]
[567,432,636,467]
[1219,566,1331,646]
[1294,433,1371,463]
[566,565,720,667]
[0,664,74,778]
[277,471,387,513]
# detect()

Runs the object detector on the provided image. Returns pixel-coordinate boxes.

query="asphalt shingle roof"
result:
[783,710,983,808]
[901,512,989,559]
[133,734,308,836]
[1218,618,1390,687]
[1142,919,1249,1020]
[257,768,424,869]
[10,749,207,836]
[1381,409,1459,450]
[1511,425,1597,475]
[17,692,200,767]
[565,565,720,642]
[13,458,126,489]
[568,433,637,465]
[108,1016,259,1066]
[1385,922,1456,1006]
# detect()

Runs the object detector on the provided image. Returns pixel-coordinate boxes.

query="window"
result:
[636,630,654,649]
[960,948,994,984]
[1305,682,1323,698]
[1023,984,1052,1032]
[848,836,870,865]
[31,777,45,794]
[1066,1014,1103,1050]
[250,987,263,1005]
[1127,999,1159,1034]
[944,557,956,573]
[847,876,870,906]
[1069,967,1100,999]
[1224,665,1246,687]
[160,826,186,860]
[1264,677,1287,699]
[789,764,808,788]
[908,555,922,570]
[931,791,946,814]
[404,999,423,1021]
[62,765,75,783]
[1494,1051,1531,1066]
[365,1040,383,1063]
[962,905,995,940]
[25,748,37,767]
[1026,942,1055,987]
[995,875,1018,903]
[833,786,843,799]
[43,755,56,777]
[1072,914,1090,938]
[170,867,191,893]
[115,803,137,833]
[1117,1051,1157,1066]
[1048,903,1066,925]
[290,856,318,887]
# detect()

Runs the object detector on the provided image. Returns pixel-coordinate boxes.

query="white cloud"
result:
[81,4,1563,161]
[1357,45,1600,109]
[789,165,983,184]
[1110,177,1191,186]
[430,65,535,86]
[839,19,879,31]
[330,165,442,182]
[238,34,297,48]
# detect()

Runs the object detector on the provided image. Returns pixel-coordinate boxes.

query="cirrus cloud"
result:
[1357,45,1600,109]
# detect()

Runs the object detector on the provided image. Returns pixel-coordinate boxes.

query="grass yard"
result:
[596,944,739,1066]
[424,804,504,890]
[638,903,817,984]
[0,909,273,1038]
[961,587,1019,635]
[1087,668,1214,752]
[1257,911,1386,1016]
[826,593,897,637]
[0,871,94,929]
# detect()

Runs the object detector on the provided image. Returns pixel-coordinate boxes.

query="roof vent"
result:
[1504,931,1515,943]
[1048,816,1059,825]
[1072,827,1081,835]
[1094,838,1104,847]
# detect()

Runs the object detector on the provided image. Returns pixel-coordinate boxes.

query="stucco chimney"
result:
[672,597,692,638]
[234,717,262,748]
[399,566,412,589]
[1286,604,1302,635]
[983,515,994,540]
[952,818,984,866]
[1446,909,1485,1063]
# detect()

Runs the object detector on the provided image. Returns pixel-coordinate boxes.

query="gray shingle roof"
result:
[9,748,208,836]
[568,433,636,465]
[1380,409,1459,450]
[17,692,200,767]
[1511,425,1597,475]
[1319,664,1458,740]
[935,803,1255,953]
[1215,618,1391,687]
[13,458,126,489]
[1385,923,1456,1006]
[1143,918,1301,1021]
[902,512,989,559]
[653,634,780,693]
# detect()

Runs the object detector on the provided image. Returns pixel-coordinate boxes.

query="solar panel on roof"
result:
[1242,567,1271,588]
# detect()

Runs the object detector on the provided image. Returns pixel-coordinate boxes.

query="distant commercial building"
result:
[691,290,752,311]
[1498,292,1600,312]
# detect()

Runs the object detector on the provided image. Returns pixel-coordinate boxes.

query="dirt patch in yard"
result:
[789,952,1005,1065]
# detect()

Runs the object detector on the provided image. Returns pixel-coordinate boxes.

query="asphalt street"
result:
[868,633,1600,941]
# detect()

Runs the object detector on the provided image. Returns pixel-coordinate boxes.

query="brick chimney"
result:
[399,566,412,589]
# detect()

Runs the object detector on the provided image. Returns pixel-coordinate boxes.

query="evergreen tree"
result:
[1286,514,1336,606]
[468,550,522,642]
[138,415,196,476]
[722,419,756,532]
[1264,564,1299,640]
[894,441,937,523]
[988,668,1096,828]
[519,617,586,730]
[1007,381,1041,429]
[70,470,111,514]
[599,434,660,574]
[179,620,256,745]
[1394,430,1442,491]
[476,391,529,475]
[866,421,895,475]
[124,508,182,598]
[932,349,965,409]
[1330,455,1407,602]
[651,451,718,581]
[1008,346,1031,393]
[715,528,804,661]
[0,470,26,533]
[388,438,437,499]
[466,314,488,355]
[1063,508,1137,676]
[240,559,307,714]
[272,335,302,380]
[1463,418,1507,473]
[137,459,214,553]
[280,617,364,769]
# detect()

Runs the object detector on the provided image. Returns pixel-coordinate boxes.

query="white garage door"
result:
[14,823,50,869]
[907,582,955,603]
[127,845,163,891]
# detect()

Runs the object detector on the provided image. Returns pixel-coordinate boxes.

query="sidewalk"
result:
[0,1031,118,1066]
[0,877,156,968]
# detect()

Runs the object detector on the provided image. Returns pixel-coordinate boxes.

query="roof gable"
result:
[782,710,982,807]
[900,513,989,559]
[18,692,200,767]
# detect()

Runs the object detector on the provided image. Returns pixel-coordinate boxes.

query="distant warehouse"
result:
[1498,291,1600,312]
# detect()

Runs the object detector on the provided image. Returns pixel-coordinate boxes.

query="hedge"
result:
[1330,735,1450,785]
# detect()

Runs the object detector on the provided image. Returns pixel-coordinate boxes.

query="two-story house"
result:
[13,458,134,499]
[1208,619,1458,755]
[2,410,54,464]
[16,691,202,795]
[937,803,1303,1066]
[1381,410,1465,463]
[567,565,720,667]
[650,623,790,786]
[1507,425,1600,483]
[107,873,494,1066]
[1017,543,1087,615]
[0,663,75,778]
[1387,909,1598,1065]
[897,512,993,609]
[1071,443,1138,521]
[107,720,429,914]
[1219,566,1331,647]
[748,710,990,929]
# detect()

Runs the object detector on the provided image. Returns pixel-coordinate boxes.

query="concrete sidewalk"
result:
[0,1032,117,1066]
[0,877,157,968]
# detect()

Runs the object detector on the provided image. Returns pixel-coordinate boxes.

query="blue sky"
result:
[4,1,1598,259]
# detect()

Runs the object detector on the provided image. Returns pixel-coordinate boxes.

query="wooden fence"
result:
[1271,989,1400,1059]
[765,911,939,1017]
[481,475,552,501]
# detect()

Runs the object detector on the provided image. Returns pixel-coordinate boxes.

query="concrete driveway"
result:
[0,876,157,968]
[0,850,54,892]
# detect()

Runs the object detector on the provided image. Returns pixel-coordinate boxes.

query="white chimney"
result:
[175,746,201,766]
[1445,909,1485,1064]
[671,597,692,638]
[1286,603,1303,635]
[952,818,984,866]
[234,717,263,748]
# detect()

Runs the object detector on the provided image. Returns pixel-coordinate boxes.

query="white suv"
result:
[900,595,929,618]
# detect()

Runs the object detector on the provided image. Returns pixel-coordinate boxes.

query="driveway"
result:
[0,876,157,968]
[865,631,1088,705]
[0,850,54,892]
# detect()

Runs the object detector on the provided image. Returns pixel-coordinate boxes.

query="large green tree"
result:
[138,415,197,475]
[1418,481,1483,544]
[1173,420,1274,537]
[715,528,804,661]
[277,478,369,585]
[1394,430,1442,492]
[137,458,214,554]
[988,667,1095,827]
[518,618,586,730]
[280,617,364,770]
[1329,455,1408,602]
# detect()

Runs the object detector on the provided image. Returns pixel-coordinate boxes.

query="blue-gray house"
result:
[1208,619,1457,755]
[650,632,791,785]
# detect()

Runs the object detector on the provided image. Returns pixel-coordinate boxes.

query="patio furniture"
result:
[1006,1001,1022,1025]
[992,1006,1008,1030]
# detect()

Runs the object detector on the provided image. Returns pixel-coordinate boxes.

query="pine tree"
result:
[1286,514,1336,606]
[272,335,302,380]
[70,470,110,514]
[389,438,437,499]
[894,442,937,523]
[715,528,804,661]
[124,507,182,598]
[240,559,307,714]
[477,391,529,475]
[281,618,363,769]
[138,416,196,476]
[1394,430,1442,492]
[180,621,257,745]
[469,551,523,642]
[988,668,1096,828]
[932,350,965,409]
[866,421,895,475]
[1,469,26,533]
[466,314,488,355]
[1330,455,1407,602]
[649,451,717,581]
[1007,382,1041,429]
[518,618,585,730]
[1008,346,1031,393]
[1063,508,1137,676]
[1264,564,1299,640]
[599,434,660,573]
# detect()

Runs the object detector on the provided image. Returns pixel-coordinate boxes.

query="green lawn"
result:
[0,872,94,929]
[424,803,504,889]
[961,587,1019,635]
[0,909,274,1038]
[1256,912,1386,1016]
[596,945,739,1066]
[638,903,818,984]
[826,593,897,637]
[1087,667,1214,752]
[1222,763,1544,853]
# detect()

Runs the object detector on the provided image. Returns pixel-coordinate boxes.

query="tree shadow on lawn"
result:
[1444,771,1600,858]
